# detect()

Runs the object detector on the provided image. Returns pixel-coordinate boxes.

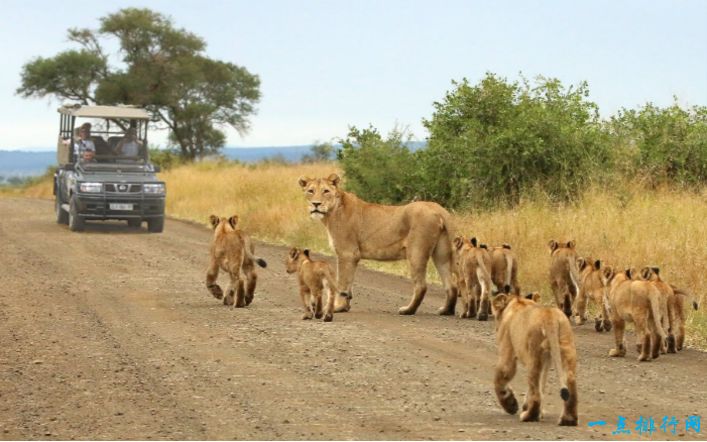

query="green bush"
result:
[148,147,183,171]
[419,73,611,209]
[609,102,707,187]
[336,126,420,204]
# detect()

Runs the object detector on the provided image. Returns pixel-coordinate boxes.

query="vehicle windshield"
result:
[72,118,149,165]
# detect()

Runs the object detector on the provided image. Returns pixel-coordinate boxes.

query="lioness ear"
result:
[327,173,341,187]
[480,243,488,249]
[651,266,660,276]
[228,215,239,229]
[503,284,511,295]
[502,243,512,250]
[470,237,478,247]
[593,259,601,270]
[298,176,311,189]
[209,215,219,229]
[453,236,464,250]
[303,249,310,258]
[548,240,558,252]
[567,240,576,249]
[577,257,587,271]
[625,268,633,279]
[603,266,615,281]
[289,248,300,259]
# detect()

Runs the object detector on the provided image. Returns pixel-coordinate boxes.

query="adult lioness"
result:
[605,268,667,361]
[573,258,612,332]
[491,288,578,426]
[453,236,493,320]
[298,174,458,315]
[548,240,581,318]
[206,215,267,308]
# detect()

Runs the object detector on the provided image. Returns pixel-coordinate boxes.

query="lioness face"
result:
[298,174,341,220]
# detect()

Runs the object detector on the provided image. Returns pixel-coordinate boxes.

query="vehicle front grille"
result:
[105,183,141,193]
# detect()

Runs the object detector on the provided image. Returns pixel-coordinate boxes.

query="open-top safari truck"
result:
[54,104,166,232]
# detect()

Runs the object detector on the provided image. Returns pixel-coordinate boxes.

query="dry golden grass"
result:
[161,161,337,250]
[5,160,706,348]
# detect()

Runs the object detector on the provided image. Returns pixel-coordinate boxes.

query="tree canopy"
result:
[17,8,260,160]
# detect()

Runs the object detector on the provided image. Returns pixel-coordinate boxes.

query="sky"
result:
[1,0,706,150]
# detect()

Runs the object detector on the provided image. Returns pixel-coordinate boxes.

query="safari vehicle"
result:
[54,105,166,233]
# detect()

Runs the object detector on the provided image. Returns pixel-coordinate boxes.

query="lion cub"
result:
[206,215,267,308]
[605,268,667,361]
[491,287,578,426]
[638,267,698,353]
[548,240,581,318]
[286,248,341,322]
[573,258,613,332]
[453,236,493,320]
[488,243,520,296]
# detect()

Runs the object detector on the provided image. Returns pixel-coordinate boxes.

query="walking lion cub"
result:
[286,247,344,322]
[453,236,493,320]
[604,268,667,361]
[491,287,578,426]
[206,215,267,307]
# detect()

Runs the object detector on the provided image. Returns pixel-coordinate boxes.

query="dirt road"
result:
[0,198,704,440]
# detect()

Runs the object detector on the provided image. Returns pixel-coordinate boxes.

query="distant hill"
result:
[0,151,56,182]
[0,141,427,182]
[222,146,314,163]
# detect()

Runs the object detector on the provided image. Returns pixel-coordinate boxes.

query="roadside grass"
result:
[5,160,706,349]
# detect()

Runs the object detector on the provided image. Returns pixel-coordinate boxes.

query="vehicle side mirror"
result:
[153,165,161,173]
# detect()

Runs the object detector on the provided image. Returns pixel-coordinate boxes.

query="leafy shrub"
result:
[419,73,611,209]
[336,126,419,204]
[609,102,707,187]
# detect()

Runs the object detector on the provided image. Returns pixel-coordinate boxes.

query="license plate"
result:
[110,203,133,211]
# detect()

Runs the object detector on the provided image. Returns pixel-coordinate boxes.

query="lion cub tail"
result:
[244,248,267,268]
[648,288,668,341]
[545,319,570,401]
[670,284,699,311]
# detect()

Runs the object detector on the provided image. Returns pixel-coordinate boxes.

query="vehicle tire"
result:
[68,195,85,232]
[147,216,164,233]
[55,193,69,225]
[127,218,142,228]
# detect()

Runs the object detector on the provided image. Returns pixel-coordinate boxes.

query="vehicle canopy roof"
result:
[58,104,150,120]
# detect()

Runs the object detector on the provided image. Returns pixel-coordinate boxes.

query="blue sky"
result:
[1,0,706,150]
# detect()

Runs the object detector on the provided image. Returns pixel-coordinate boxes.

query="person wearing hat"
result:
[74,123,96,162]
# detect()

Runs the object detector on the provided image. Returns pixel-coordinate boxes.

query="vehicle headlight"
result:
[143,183,165,194]
[79,182,102,193]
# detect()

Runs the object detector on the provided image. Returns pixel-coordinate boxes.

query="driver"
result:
[115,127,142,157]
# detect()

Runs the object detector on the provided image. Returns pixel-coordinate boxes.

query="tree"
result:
[17,8,260,160]
[301,141,335,163]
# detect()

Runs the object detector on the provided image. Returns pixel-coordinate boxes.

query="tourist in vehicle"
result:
[74,123,96,161]
[115,127,142,158]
